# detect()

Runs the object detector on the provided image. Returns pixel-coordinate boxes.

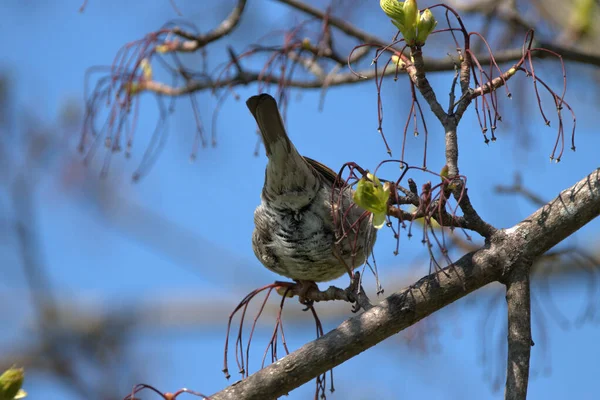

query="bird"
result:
[246,93,377,291]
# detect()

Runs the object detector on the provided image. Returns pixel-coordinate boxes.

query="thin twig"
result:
[172,0,247,48]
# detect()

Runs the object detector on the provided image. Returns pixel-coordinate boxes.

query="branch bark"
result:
[210,168,600,399]
[135,47,554,96]
[504,263,533,400]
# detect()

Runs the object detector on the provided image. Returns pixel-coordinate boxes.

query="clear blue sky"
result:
[1,1,599,399]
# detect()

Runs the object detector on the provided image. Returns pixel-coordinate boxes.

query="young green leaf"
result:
[0,367,25,400]
[380,0,405,23]
[402,0,419,44]
[416,9,437,45]
[353,173,391,229]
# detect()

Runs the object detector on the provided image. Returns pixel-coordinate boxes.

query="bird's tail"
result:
[247,94,318,206]
[246,94,296,157]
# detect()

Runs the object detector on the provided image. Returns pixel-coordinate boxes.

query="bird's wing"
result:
[303,156,345,187]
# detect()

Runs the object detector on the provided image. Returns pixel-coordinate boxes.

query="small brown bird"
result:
[247,94,376,288]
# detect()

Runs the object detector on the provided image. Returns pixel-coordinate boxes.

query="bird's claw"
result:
[291,280,318,310]
[346,272,374,312]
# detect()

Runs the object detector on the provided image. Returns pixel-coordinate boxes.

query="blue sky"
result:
[1,1,599,399]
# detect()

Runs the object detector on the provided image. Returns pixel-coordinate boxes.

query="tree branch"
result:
[504,263,533,400]
[454,188,497,239]
[275,0,389,48]
[496,174,547,207]
[172,0,247,48]
[210,168,600,399]
[133,45,577,97]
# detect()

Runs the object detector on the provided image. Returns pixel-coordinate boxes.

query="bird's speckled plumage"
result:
[247,94,376,282]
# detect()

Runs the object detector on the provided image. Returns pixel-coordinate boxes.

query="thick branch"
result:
[409,49,447,121]
[210,168,600,400]
[442,119,496,238]
[444,121,459,176]
[504,263,533,400]
[213,251,497,400]
[454,188,497,238]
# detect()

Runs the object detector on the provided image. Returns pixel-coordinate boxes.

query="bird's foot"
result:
[275,280,316,301]
[274,277,373,311]
[345,272,374,313]
[292,280,318,310]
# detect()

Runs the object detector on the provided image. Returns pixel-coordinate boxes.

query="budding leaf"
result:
[391,54,406,68]
[301,38,312,50]
[440,164,449,181]
[155,44,169,53]
[140,58,153,81]
[402,0,419,44]
[13,391,26,400]
[0,367,26,400]
[569,0,594,35]
[440,164,458,190]
[125,82,140,95]
[416,8,437,45]
[409,205,441,229]
[353,173,391,229]
[380,0,405,23]
[391,19,406,32]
